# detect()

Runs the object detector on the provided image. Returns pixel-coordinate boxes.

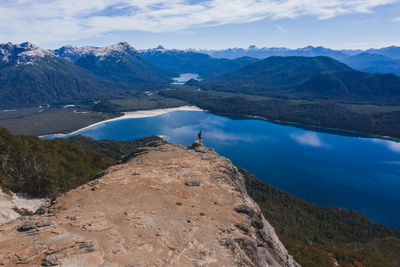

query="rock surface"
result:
[0,188,48,225]
[0,142,299,266]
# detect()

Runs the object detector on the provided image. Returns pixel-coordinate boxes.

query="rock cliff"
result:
[0,141,298,266]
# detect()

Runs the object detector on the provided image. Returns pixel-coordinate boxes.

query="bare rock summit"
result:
[0,142,299,266]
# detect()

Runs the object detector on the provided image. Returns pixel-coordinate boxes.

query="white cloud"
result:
[393,16,400,22]
[291,132,325,147]
[274,24,286,32]
[0,0,398,44]
[353,18,378,24]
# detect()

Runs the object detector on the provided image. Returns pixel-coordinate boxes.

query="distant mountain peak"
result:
[0,42,52,65]
[54,42,137,62]
[94,41,137,57]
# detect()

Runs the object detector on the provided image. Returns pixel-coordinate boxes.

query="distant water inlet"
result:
[171,73,202,84]
[44,109,400,230]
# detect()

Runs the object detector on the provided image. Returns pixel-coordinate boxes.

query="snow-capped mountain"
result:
[0,42,53,65]
[54,42,138,62]
[201,45,350,60]
[54,42,171,84]
[0,42,168,109]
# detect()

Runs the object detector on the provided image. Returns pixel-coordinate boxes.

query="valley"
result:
[0,96,187,135]
[1,40,400,267]
[2,1,400,265]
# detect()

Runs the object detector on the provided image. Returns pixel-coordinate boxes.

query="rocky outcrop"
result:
[0,188,48,225]
[0,141,298,266]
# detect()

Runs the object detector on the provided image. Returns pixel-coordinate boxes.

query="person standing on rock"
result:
[198,131,202,143]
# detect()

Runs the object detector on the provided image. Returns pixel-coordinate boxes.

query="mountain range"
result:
[0,42,135,108]
[341,53,400,76]
[141,46,259,79]
[0,42,261,108]
[202,44,400,60]
[198,56,400,104]
[0,42,172,108]
[201,45,400,76]
[54,42,172,85]
[1,41,400,109]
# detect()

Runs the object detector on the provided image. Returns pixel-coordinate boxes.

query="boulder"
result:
[185,180,201,186]
[18,221,36,232]
[42,255,58,266]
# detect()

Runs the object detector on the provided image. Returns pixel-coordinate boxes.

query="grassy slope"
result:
[108,96,187,112]
[0,107,117,136]
[0,96,187,136]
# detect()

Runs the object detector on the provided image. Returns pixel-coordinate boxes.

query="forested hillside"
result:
[199,56,400,104]
[242,168,400,267]
[0,127,115,197]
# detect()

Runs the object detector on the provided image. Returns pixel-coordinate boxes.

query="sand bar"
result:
[41,105,203,138]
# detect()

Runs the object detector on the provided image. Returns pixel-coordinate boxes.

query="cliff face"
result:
[0,142,298,267]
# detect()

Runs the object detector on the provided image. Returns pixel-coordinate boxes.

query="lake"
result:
[171,73,202,84]
[45,109,400,230]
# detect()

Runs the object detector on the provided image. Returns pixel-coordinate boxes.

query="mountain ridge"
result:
[0,42,53,66]
[54,42,138,61]
[0,53,136,108]
[141,48,259,79]
[198,55,400,104]
[0,42,170,108]
[200,45,400,75]
[201,44,400,60]
[55,42,172,85]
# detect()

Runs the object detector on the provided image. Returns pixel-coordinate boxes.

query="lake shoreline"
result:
[40,105,203,138]
[40,104,400,143]
[208,110,400,143]
[38,106,400,229]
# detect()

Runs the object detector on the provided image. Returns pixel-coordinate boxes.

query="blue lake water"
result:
[45,110,400,229]
[171,73,202,84]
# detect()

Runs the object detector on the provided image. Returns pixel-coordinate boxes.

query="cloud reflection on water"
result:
[371,139,400,153]
[290,132,326,147]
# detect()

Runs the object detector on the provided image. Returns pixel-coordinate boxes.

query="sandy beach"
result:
[41,105,203,138]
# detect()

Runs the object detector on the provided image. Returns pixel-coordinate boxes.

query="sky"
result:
[0,0,399,50]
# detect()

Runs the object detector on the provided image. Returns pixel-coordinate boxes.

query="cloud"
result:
[274,24,286,32]
[291,132,325,147]
[393,16,400,22]
[353,18,378,24]
[0,0,398,44]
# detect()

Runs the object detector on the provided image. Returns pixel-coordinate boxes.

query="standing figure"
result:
[197,131,202,142]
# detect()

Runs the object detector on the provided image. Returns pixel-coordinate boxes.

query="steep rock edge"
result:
[0,142,298,266]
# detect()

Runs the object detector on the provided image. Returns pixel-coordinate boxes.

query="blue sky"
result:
[0,0,399,50]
